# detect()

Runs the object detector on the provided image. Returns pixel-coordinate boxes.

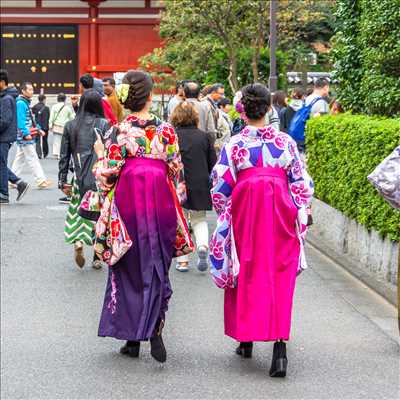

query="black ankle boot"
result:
[150,319,166,363]
[120,341,140,358]
[269,341,288,378]
[235,342,253,358]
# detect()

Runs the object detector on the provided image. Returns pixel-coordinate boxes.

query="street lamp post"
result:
[269,0,278,92]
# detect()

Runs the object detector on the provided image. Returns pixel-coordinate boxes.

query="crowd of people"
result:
[1,67,346,377]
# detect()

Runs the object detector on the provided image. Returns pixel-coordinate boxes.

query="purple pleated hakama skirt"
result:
[98,158,177,341]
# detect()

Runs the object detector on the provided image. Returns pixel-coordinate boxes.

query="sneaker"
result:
[37,180,53,189]
[74,242,85,268]
[197,246,209,272]
[0,197,9,205]
[176,262,189,272]
[59,196,70,204]
[16,181,30,202]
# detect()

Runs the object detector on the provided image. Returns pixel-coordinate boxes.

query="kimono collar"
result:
[241,124,278,139]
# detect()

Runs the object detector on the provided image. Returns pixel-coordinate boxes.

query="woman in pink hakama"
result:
[209,83,314,377]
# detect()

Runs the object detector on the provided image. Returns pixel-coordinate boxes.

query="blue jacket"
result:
[0,87,18,143]
[16,95,36,146]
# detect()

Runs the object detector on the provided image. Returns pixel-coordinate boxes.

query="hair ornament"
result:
[116,83,130,103]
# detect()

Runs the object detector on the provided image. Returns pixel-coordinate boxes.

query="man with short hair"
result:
[11,82,51,189]
[79,73,94,93]
[32,94,50,159]
[103,77,124,122]
[305,77,330,116]
[167,81,185,119]
[0,70,30,204]
[184,81,215,137]
[204,83,226,141]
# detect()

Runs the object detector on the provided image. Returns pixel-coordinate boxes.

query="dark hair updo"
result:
[241,83,271,120]
[122,70,153,112]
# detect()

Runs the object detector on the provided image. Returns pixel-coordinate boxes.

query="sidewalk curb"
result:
[307,232,397,307]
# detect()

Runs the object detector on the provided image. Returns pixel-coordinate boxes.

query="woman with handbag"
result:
[58,89,110,269]
[93,70,193,363]
[171,101,217,272]
[49,93,75,159]
[210,83,314,377]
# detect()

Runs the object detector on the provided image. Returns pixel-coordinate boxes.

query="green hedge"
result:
[306,114,400,241]
[332,0,400,117]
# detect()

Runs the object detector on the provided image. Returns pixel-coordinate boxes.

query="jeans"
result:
[36,130,49,159]
[0,142,20,199]
[11,143,46,185]
[177,210,209,263]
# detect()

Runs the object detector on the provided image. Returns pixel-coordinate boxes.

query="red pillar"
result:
[89,3,99,77]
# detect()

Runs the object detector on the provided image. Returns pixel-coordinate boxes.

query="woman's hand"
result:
[94,133,105,158]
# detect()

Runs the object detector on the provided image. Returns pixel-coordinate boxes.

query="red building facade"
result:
[0,0,164,93]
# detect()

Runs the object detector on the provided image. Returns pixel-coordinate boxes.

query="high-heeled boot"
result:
[235,342,253,358]
[120,341,140,358]
[269,341,288,378]
[150,319,167,363]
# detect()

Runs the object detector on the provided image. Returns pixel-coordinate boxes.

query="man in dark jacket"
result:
[32,94,50,159]
[0,70,29,204]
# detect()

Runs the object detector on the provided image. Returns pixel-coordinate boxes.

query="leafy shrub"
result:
[306,114,400,241]
[332,0,400,117]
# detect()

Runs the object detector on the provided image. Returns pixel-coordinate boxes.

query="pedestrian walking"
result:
[71,95,80,114]
[167,80,185,120]
[32,94,50,159]
[103,77,124,123]
[330,98,344,114]
[171,101,217,272]
[305,77,330,116]
[11,82,52,190]
[93,78,118,126]
[184,81,215,136]
[200,83,230,150]
[218,97,233,132]
[0,70,29,204]
[280,88,305,133]
[94,70,192,362]
[49,93,75,159]
[79,73,94,94]
[58,89,110,270]
[204,83,225,136]
[267,104,281,131]
[210,83,314,377]
[272,90,287,117]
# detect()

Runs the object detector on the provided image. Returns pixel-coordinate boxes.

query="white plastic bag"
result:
[368,146,400,209]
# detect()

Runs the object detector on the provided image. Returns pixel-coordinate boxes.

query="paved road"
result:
[1,154,399,400]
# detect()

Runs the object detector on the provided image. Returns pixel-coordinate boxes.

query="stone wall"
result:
[308,199,398,296]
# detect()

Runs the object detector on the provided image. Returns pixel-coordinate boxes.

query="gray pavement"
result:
[1,152,399,400]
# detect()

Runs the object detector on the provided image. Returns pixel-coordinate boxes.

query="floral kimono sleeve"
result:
[211,143,237,216]
[209,143,239,289]
[93,140,125,195]
[159,123,186,203]
[286,140,314,210]
[286,140,314,275]
[158,123,194,256]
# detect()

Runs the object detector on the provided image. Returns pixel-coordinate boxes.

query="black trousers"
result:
[0,142,20,199]
[35,130,49,159]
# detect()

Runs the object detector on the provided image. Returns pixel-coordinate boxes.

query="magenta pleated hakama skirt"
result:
[224,166,300,342]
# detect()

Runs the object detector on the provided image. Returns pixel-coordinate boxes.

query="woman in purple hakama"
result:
[210,84,314,377]
[93,71,192,362]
